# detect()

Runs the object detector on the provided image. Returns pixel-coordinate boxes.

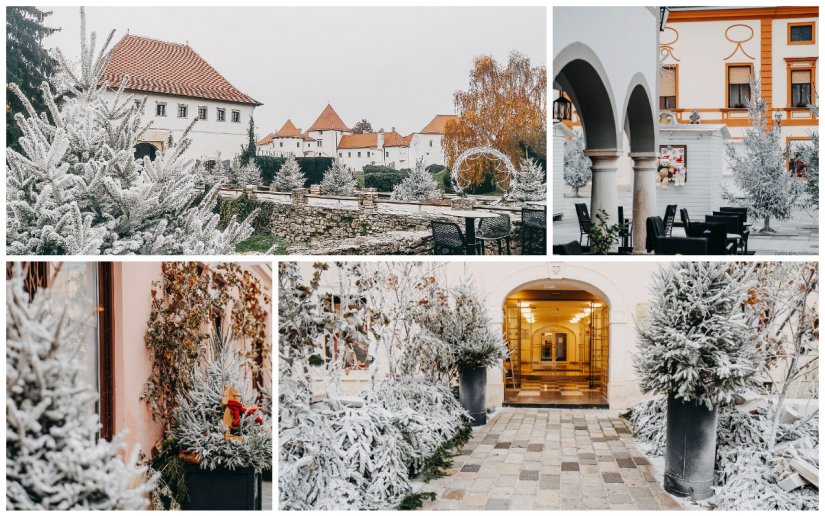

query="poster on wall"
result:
[657,144,687,186]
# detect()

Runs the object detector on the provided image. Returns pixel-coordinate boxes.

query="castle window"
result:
[156,102,167,117]
[660,65,677,109]
[231,110,241,123]
[177,104,188,118]
[788,22,815,44]
[727,65,752,108]
[217,108,226,122]
[197,106,207,120]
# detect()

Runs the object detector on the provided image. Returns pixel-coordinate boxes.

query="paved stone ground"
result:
[553,191,818,255]
[263,481,272,510]
[421,408,683,511]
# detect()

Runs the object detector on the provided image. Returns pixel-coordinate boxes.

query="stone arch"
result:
[133,142,158,161]
[553,42,619,151]
[622,74,657,153]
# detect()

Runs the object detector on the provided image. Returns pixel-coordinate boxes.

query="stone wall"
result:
[224,189,541,255]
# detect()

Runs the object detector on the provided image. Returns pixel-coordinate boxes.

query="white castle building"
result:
[101,34,261,163]
[257,104,456,170]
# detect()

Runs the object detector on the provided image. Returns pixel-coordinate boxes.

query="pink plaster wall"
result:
[111,262,273,458]
[113,262,164,458]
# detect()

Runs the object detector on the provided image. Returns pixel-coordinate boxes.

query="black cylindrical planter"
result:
[664,393,718,500]
[459,365,487,426]
[182,463,262,510]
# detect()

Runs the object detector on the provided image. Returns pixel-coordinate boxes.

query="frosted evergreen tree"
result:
[171,332,272,472]
[420,277,507,369]
[563,131,591,197]
[797,101,819,209]
[725,78,802,232]
[391,158,441,201]
[5,8,255,255]
[273,154,306,192]
[505,156,546,202]
[634,262,760,409]
[6,267,153,510]
[226,156,261,187]
[319,158,358,195]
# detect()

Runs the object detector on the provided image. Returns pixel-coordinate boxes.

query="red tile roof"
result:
[273,119,303,138]
[101,34,261,105]
[256,133,275,146]
[338,130,410,149]
[420,114,458,134]
[338,133,378,149]
[308,104,349,132]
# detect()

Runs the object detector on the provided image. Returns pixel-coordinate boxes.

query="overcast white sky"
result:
[41,6,546,136]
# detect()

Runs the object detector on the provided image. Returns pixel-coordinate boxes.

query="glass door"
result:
[504,303,522,388]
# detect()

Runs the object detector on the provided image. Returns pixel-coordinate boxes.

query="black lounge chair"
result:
[574,203,594,246]
[655,236,708,255]
[521,208,546,255]
[431,220,470,255]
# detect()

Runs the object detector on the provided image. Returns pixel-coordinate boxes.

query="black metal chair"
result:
[617,206,632,254]
[521,208,546,255]
[691,222,735,255]
[655,236,708,255]
[715,209,750,253]
[645,216,666,253]
[705,214,742,254]
[477,213,512,255]
[574,203,594,246]
[431,220,469,255]
[663,204,677,237]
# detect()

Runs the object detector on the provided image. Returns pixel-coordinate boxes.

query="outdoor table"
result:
[446,210,499,255]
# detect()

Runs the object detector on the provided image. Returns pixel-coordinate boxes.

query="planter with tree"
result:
[423,279,507,426]
[634,262,759,500]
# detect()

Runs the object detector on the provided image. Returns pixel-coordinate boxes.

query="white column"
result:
[629,152,658,254]
[583,149,622,223]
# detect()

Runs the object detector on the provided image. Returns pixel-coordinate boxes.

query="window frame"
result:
[156,102,167,117]
[231,110,241,123]
[197,106,208,120]
[217,108,226,122]
[725,63,753,109]
[788,21,816,45]
[785,57,817,109]
[659,64,679,110]
[177,104,188,119]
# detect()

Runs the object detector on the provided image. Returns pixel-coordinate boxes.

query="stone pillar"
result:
[358,188,378,214]
[309,184,321,195]
[583,149,621,223]
[450,197,475,211]
[292,188,308,207]
[244,184,257,200]
[629,152,658,254]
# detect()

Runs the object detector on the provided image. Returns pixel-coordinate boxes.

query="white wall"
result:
[410,133,447,167]
[262,137,304,157]
[337,146,382,170]
[307,129,346,157]
[106,90,255,160]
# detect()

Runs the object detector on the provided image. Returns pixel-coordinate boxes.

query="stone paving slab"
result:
[420,408,684,511]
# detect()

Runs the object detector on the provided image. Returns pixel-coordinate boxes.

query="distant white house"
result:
[257,104,456,170]
[100,34,262,163]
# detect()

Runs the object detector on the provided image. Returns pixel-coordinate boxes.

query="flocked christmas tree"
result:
[6,266,153,510]
[5,8,256,255]
[391,158,441,201]
[634,262,760,409]
[563,130,591,197]
[226,156,262,187]
[273,154,306,192]
[797,101,819,209]
[505,156,546,202]
[171,331,272,472]
[725,78,802,232]
[319,158,358,195]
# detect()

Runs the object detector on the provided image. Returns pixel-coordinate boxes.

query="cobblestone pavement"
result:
[421,408,684,511]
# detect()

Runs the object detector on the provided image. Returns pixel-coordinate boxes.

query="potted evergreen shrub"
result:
[633,262,758,500]
[436,280,507,426]
[171,333,272,509]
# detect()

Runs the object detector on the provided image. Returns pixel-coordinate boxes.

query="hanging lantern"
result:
[553,89,572,121]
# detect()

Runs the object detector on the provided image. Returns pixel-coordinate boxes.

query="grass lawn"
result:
[235,234,290,254]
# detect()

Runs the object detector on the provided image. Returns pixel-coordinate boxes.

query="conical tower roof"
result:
[308,104,349,132]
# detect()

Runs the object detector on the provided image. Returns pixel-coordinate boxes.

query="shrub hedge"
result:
[218,193,274,234]
[254,156,334,187]
[363,166,410,192]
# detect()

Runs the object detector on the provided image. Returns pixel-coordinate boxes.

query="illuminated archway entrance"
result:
[502,281,609,407]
